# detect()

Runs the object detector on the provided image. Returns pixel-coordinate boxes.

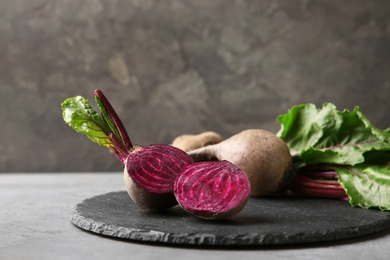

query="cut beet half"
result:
[125,144,193,194]
[174,160,251,219]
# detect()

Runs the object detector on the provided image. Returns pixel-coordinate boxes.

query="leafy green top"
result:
[61,90,132,164]
[277,103,390,167]
[277,103,390,210]
[62,96,114,149]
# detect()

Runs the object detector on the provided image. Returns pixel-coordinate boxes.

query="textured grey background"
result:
[1,0,389,172]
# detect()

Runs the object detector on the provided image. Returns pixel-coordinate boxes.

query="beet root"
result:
[123,170,178,211]
[171,131,224,152]
[124,144,193,211]
[188,129,293,197]
[174,160,251,219]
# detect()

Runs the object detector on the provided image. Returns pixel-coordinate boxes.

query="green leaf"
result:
[277,103,324,155]
[277,103,390,166]
[337,163,390,210]
[61,96,114,149]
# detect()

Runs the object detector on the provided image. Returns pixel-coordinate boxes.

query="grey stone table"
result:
[1,173,390,260]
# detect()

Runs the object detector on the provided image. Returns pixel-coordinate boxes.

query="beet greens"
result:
[277,103,390,210]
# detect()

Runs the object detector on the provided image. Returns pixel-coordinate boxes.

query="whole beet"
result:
[171,131,224,152]
[188,129,293,196]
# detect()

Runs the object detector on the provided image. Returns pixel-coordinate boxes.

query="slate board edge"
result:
[69,192,390,247]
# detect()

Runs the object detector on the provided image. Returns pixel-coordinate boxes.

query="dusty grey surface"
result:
[1,173,390,260]
[70,191,390,246]
[1,0,390,172]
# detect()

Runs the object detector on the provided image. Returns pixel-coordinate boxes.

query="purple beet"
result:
[95,90,193,211]
[123,144,193,210]
[174,160,251,219]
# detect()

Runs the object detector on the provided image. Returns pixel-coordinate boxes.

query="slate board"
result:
[70,191,390,246]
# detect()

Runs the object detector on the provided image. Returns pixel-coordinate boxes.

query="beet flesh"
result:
[125,144,193,210]
[174,160,251,219]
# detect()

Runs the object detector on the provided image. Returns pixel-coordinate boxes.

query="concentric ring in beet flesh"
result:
[174,160,251,219]
[126,144,193,193]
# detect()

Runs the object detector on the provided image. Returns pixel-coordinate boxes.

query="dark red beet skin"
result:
[126,144,193,193]
[174,160,251,219]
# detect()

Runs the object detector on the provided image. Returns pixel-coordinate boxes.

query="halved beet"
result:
[124,144,193,211]
[174,160,251,219]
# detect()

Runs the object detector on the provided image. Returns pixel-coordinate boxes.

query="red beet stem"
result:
[108,133,128,164]
[299,170,339,179]
[289,183,348,199]
[289,169,348,200]
[109,148,125,164]
[298,165,339,179]
[94,89,133,151]
[291,174,342,189]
